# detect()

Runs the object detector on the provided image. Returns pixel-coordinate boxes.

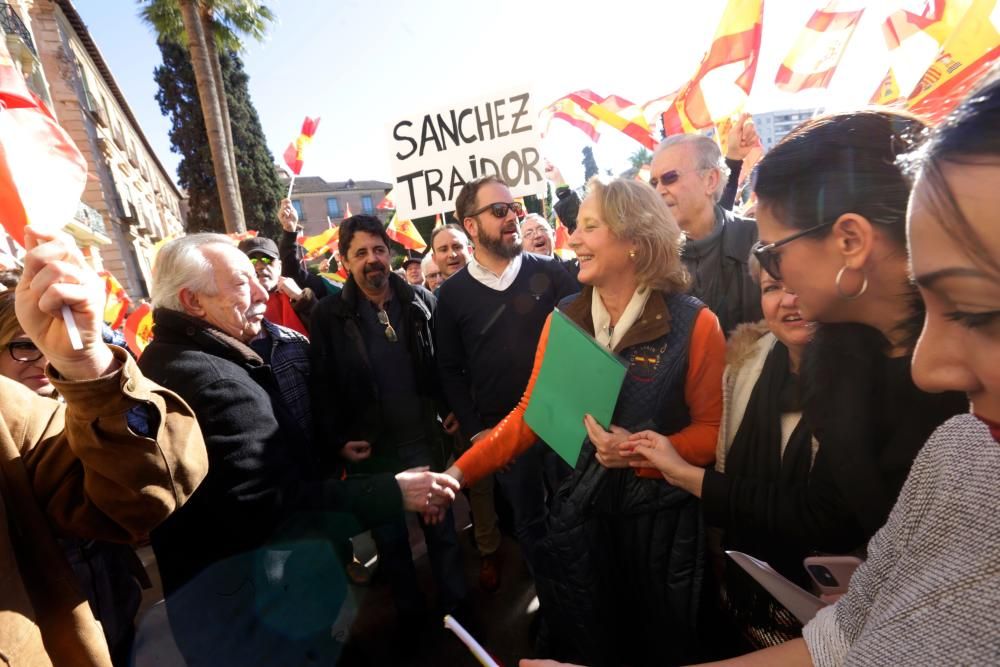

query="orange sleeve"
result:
[454,315,550,486]
[636,307,723,477]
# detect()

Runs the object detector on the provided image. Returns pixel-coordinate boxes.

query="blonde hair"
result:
[585,177,689,293]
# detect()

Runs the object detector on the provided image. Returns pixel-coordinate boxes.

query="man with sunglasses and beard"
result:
[435,176,579,572]
[309,215,467,641]
[650,134,761,336]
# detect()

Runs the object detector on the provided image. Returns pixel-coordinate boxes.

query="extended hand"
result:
[396,466,459,514]
[277,197,299,232]
[583,414,635,468]
[626,430,704,495]
[725,112,760,161]
[16,229,116,380]
[277,276,304,301]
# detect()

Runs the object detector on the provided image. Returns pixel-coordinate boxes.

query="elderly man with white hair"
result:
[138,233,459,665]
[649,133,761,336]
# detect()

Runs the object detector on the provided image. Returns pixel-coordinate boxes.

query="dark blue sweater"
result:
[435,253,579,440]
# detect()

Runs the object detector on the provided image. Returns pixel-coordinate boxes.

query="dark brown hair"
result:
[338,215,391,259]
[454,175,506,221]
[755,110,928,248]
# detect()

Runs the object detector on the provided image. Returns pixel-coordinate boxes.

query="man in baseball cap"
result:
[238,236,312,337]
[401,252,424,287]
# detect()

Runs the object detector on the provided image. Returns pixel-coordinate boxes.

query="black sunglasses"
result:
[752,221,835,280]
[377,309,398,343]
[468,201,525,220]
[648,169,681,188]
[6,340,42,363]
[248,256,274,266]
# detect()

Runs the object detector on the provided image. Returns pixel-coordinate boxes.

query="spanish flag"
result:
[377,189,396,211]
[775,1,866,93]
[385,213,427,251]
[662,0,764,135]
[99,270,131,330]
[301,226,339,260]
[0,38,88,247]
[124,303,154,357]
[542,96,602,143]
[870,0,973,106]
[905,0,1000,124]
[565,91,656,148]
[283,116,321,176]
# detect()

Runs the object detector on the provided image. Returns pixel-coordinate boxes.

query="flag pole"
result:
[287,174,296,200]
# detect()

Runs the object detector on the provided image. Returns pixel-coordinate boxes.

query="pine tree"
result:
[582,146,599,181]
[154,42,283,237]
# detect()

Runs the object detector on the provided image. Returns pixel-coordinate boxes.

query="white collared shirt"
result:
[466,252,523,291]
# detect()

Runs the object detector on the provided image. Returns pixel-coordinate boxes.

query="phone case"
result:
[803,556,863,596]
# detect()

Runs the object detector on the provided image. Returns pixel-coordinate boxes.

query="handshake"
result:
[395,467,462,524]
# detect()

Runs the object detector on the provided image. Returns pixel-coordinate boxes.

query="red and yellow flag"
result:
[662,0,764,135]
[564,91,656,148]
[227,230,258,242]
[376,189,396,211]
[99,270,131,330]
[905,0,1000,124]
[0,39,88,247]
[300,226,340,260]
[282,116,321,176]
[775,1,866,93]
[553,215,574,260]
[124,303,154,357]
[871,0,974,106]
[542,97,602,143]
[385,213,427,251]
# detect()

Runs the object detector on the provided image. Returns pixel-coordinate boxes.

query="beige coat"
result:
[716,322,817,474]
[0,347,207,667]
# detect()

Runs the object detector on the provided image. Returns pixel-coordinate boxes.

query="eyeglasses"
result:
[248,256,274,266]
[468,201,525,220]
[648,169,682,188]
[5,340,42,363]
[752,221,835,280]
[521,227,552,240]
[377,309,398,343]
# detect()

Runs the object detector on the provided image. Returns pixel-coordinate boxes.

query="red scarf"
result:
[264,291,308,338]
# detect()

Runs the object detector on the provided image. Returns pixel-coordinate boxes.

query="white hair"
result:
[150,233,230,312]
[421,253,438,274]
[521,213,553,234]
[654,133,730,203]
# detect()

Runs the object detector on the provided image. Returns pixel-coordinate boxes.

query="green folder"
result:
[524,308,628,467]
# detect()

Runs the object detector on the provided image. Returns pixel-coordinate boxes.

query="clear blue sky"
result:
[71,0,887,191]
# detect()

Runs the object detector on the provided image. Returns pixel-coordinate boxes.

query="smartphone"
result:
[803,556,863,602]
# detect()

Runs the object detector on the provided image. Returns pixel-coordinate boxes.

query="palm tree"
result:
[628,147,653,170]
[139,0,275,234]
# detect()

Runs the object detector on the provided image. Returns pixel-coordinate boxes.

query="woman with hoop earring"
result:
[626,111,969,632]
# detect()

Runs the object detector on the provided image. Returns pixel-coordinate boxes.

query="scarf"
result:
[264,291,308,338]
[591,287,650,351]
[722,341,814,637]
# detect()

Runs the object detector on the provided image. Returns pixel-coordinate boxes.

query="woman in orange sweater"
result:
[443,177,726,666]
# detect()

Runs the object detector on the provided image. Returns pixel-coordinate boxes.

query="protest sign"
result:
[524,309,628,467]
[388,89,544,219]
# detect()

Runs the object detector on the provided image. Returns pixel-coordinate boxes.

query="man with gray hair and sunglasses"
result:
[650,132,762,336]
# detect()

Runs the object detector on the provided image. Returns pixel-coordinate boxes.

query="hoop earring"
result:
[835,265,868,300]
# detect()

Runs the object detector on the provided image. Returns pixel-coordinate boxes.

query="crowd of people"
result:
[3,66,999,667]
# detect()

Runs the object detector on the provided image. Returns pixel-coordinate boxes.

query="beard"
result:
[475,219,522,260]
[362,261,388,290]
